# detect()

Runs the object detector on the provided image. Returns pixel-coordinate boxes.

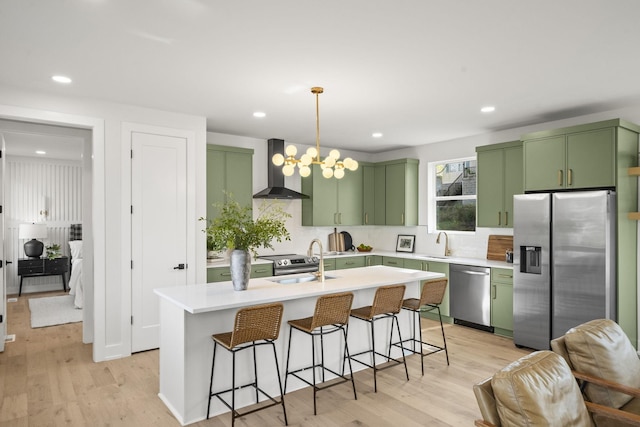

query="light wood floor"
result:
[0,291,531,426]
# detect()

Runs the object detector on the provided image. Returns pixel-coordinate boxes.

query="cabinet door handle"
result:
[497,273,512,279]
[365,212,369,225]
[498,211,501,225]
[338,213,342,224]
[333,212,337,224]
[492,284,496,299]
[401,213,405,225]
[254,268,268,273]
[221,272,231,277]
[505,211,509,226]
[558,169,563,186]
[568,168,573,186]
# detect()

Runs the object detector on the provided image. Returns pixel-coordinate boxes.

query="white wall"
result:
[0,84,207,362]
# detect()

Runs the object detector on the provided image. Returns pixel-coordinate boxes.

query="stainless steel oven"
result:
[258,254,320,276]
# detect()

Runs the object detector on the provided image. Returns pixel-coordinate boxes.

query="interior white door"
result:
[131,131,187,353]
[0,135,6,352]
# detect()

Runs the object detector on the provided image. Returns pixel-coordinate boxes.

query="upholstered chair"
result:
[551,318,640,427]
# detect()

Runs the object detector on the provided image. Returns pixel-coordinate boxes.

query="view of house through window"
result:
[431,158,476,232]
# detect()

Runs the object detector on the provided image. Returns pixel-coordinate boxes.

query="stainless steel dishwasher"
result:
[449,264,493,332]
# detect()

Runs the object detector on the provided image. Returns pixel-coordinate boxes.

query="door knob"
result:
[173,263,186,270]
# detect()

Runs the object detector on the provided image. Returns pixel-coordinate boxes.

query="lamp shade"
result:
[18,223,47,239]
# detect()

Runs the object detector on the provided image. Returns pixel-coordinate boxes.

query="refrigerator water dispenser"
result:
[520,246,541,274]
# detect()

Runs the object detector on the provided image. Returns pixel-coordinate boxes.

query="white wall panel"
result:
[5,156,82,294]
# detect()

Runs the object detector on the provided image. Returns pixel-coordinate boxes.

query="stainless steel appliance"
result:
[258,254,320,276]
[513,190,616,350]
[449,264,492,331]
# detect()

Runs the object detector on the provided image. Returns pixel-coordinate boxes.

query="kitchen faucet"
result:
[307,238,325,282]
[436,231,452,256]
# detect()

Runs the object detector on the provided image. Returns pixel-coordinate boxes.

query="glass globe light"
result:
[320,162,327,169]
[329,149,340,159]
[285,144,297,157]
[300,153,312,166]
[300,166,311,177]
[334,168,345,179]
[272,153,285,166]
[282,164,295,176]
[350,159,359,171]
[324,156,336,168]
[306,147,318,158]
[343,158,353,169]
[322,167,334,178]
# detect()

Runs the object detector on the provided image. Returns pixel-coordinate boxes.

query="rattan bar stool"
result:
[347,284,408,392]
[392,278,450,376]
[284,292,357,415]
[206,302,288,426]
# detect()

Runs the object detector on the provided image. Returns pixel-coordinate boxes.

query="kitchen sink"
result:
[323,251,350,256]
[269,274,336,285]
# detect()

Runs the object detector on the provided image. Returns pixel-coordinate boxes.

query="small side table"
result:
[17,256,69,296]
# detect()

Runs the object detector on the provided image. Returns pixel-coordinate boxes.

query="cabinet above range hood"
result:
[253,138,309,199]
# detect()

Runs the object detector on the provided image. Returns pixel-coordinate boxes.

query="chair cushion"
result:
[491,351,593,427]
[563,318,640,409]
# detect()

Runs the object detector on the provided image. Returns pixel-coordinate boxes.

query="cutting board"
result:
[487,235,513,261]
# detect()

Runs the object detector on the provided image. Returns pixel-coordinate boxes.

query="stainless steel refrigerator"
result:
[513,190,616,350]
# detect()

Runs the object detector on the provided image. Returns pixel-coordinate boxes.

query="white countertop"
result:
[155,265,444,314]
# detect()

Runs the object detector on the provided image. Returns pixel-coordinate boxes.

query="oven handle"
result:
[273,266,319,276]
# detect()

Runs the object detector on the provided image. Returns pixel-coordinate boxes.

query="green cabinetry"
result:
[382,256,404,268]
[322,258,336,271]
[476,141,523,228]
[383,159,419,226]
[207,263,274,283]
[365,255,383,266]
[335,256,366,270]
[206,145,253,222]
[522,122,619,191]
[302,164,363,226]
[400,259,451,321]
[490,268,513,337]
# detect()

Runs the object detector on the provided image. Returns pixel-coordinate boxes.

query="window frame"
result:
[428,156,477,234]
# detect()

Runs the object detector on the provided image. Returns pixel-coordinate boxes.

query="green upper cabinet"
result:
[301,164,363,226]
[206,145,254,222]
[476,141,523,228]
[374,164,387,225]
[523,121,621,191]
[362,164,376,225]
[382,159,419,226]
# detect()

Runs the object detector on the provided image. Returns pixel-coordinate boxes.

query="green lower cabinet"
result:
[365,255,383,266]
[402,259,422,270]
[491,268,514,337]
[335,256,366,270]
[250,264,274,279]
[207,263,274,283]
[382,256,404,268]
[424,261,450,320]
[322,258,336,271]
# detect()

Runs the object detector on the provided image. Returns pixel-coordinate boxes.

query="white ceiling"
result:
[2,1,640,153]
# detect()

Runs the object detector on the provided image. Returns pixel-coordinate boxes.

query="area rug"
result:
[28,295,82,328]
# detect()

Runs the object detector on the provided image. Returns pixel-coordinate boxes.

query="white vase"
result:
[230,249,251,291]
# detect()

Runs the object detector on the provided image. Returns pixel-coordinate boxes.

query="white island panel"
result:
[155,265,445,425]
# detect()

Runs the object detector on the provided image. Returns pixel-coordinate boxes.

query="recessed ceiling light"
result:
[253,112,266,118]
[36,150,46,155]
[481,106,495,113]
[52,75,72,84]
[372,132,383,138]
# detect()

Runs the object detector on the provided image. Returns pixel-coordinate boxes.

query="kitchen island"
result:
[154,265,445,425]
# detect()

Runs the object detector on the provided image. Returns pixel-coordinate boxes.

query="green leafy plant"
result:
[201,197,291,258]
[45,243,61,259]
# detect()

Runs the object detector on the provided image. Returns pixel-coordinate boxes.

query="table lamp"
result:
[18,223,47,258]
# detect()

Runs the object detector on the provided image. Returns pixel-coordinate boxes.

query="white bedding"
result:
[69,258,84,309]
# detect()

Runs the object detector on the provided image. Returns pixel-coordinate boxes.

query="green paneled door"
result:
[337,166,364,225]
[476,148,504,227]
[524,135,565,191]
[373,164,386,225]
[503,145,523,228]
[206,145,254,222]
[335,256,366,270]
[425,261,450,318]
[566,128,615,189]
[226,151,254,208]
[362,164,375,225]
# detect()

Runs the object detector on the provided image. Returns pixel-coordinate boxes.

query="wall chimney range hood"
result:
[253,139,309,199]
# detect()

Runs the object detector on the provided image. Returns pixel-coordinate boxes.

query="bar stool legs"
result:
[348,284,409,392]
[284,292,357,415]
[206,303,288,426]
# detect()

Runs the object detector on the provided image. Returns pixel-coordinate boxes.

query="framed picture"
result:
[396,234,415,253]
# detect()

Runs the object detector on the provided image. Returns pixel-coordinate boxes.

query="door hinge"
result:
[131,149,133,159]
[0,205,2,214]
[0,314,3,323]
[131,260,133,269]
[130,205,133,214]
[131,316,133,325]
